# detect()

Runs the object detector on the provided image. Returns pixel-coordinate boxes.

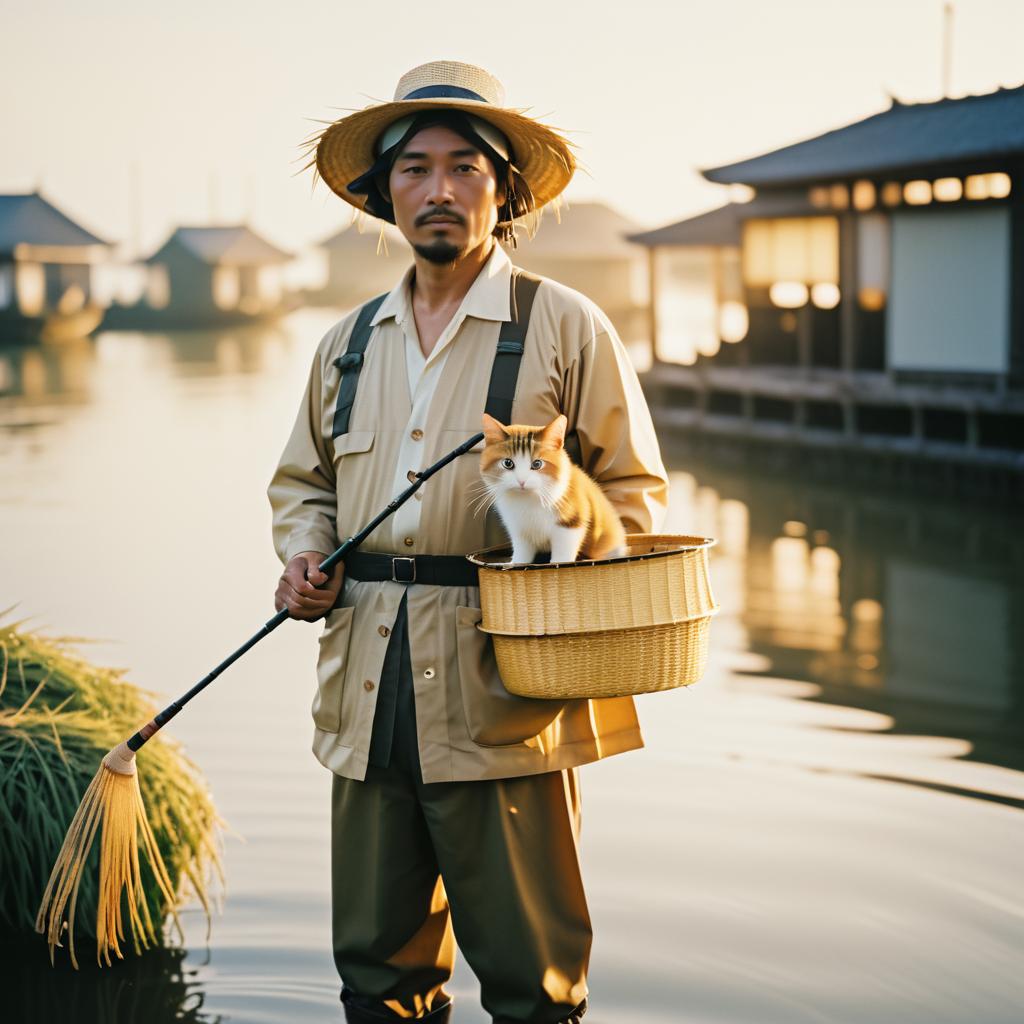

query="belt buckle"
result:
[391,556,416,583]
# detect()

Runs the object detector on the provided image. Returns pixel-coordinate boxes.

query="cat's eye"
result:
[501,457,514,470]
[530,459,543,470]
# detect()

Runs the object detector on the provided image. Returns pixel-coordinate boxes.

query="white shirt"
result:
[368,241,513,550]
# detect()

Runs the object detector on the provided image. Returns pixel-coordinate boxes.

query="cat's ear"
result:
[481,412,508,443]
[540,413,568,449]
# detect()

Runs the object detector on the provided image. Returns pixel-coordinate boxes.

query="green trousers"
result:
[330,591,591,1023]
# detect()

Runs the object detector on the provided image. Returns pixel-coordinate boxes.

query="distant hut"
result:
[632,82,1024,495]
[0,190,111,343]
[310,222,411,309]
[104,224,293,330]
[506,201,646,319]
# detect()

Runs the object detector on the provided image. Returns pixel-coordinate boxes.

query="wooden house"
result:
[308,222,411,309]
[0,190,111,342]
[103,224,294,330]
[632,83,1024,497]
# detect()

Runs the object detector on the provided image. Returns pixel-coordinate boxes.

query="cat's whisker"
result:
[467,481,494,502]
[470,492,499,519]
[470,495,497,518]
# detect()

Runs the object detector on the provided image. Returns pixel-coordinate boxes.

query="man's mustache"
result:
[416,210,466,227]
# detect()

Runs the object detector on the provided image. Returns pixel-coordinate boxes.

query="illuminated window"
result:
[718,300,749,343]
[742,216,839,288]
[769,281,809,308]
[808,186,830,208]
[811,283,840,309]
[858,288,886,312]
[965,172,1012,199]
[212,266,240,309]
[988,172,1011,198]
[904,180,933,205]
[857,213,889,308]
[881,182,902,206]
[852,180,876,211]
[933,177,963,201]
[15,262,45,315]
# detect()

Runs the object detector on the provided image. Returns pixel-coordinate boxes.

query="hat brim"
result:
[303,98,577,222]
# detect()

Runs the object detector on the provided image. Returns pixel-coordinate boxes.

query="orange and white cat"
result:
[479,412,626,564]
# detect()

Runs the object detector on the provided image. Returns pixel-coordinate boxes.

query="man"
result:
[268,61,669,1024]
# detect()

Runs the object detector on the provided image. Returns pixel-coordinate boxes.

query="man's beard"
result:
[412,236,465,264]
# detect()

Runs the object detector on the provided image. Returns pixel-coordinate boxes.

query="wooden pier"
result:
[642,362,1024,501]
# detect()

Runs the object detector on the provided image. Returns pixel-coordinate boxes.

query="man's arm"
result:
[267,344,340,566]
[560,320,669,535]
[267,344,347,619]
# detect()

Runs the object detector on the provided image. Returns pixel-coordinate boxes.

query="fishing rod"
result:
[127,430,484,751]
[36,430,485,968]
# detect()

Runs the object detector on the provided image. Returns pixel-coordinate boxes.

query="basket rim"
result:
[477,605,722,637]
[466,533,717,572]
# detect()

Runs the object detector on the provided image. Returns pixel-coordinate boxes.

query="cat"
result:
[478,411,627,565]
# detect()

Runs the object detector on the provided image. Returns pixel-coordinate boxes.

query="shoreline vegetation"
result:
[0,609,226,967]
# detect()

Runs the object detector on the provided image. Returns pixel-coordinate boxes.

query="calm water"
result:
[2,313,1022,1024]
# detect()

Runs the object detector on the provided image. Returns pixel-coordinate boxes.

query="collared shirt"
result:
[267,241,670,784]
[376,243,513,556]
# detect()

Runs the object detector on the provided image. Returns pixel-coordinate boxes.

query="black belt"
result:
[340,549,480,587]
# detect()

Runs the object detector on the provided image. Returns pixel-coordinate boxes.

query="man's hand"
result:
[275,551,345,621]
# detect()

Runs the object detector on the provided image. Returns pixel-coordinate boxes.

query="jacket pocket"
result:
[331,429,376,501]
[313,604,356,733]
[454,604,567,746]
[332,429,375,458]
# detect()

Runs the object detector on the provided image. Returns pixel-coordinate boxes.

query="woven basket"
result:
[466,534,719,699]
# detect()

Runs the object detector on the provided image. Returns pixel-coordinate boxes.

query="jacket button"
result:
[414,491,423,500]
[378,624,390,637]
[363,679,375,691]
[410,428,423,441]
[423,667,435,679]
[403,537,414,547]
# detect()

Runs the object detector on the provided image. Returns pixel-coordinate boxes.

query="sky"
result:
[1,0,1022,257]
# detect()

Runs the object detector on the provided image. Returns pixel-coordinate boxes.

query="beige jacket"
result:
[268,243,669,783]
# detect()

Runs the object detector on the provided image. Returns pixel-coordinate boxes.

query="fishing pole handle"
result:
[126,430,486,751]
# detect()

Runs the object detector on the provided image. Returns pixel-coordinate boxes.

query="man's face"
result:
[386,124,503,264]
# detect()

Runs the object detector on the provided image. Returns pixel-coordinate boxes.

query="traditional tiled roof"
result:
[0,191,109,256]
[699,82,1024,186]
[627,191,816,247]
[148,225,291,265]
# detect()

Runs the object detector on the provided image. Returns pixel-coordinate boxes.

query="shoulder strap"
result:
[483,269,583,467]
[331,292,388,439]
[483,269,542,424]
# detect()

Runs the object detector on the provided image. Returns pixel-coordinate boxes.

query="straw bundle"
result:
[0,612,225,967]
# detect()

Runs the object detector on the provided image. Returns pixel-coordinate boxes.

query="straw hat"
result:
[301,60,577,222]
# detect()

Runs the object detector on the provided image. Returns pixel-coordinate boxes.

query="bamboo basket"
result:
[466,534,720,699]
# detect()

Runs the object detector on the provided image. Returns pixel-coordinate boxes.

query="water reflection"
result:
[5,941,221,1024]
[663,454,1024,809]
[0,320,295,407]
